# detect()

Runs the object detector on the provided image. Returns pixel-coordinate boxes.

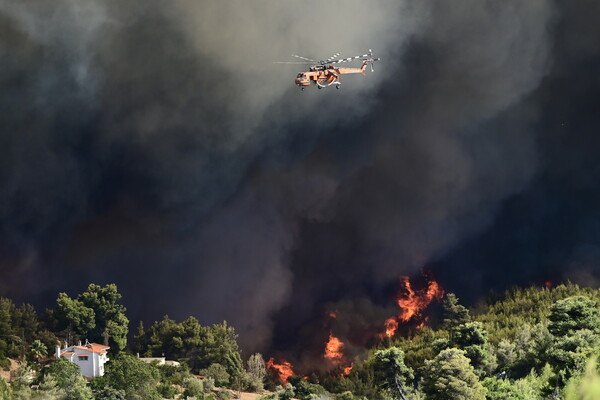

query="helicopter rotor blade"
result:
[291,54,316,62]
[323,52,341,63]
[330,53,370,64]
[273,61,315,65]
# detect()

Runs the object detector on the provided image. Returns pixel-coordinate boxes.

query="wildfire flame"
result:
[329,311,337,319]
[397,275,444,322]
[384,317,399,338]
[324,332,345,365]
[342,363,354,376]
[381,274,444,339]
[416,316,430,329]
[266,357,295,384]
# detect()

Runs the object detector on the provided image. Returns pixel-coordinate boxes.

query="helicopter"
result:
[274,50,381,90]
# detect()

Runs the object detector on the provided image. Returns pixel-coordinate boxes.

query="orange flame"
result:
[397,276,444,322]
[329,311,337,319]
[323,332,355,375]
[324,332,345,365]
[380,274,444,338]
[342,363,354,376]
[416,316,430,329]
[384,317,399,338]
[545,281,553,289]
[266,357,295,384]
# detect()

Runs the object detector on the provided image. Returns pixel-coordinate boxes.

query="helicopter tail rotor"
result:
[366,49,381,72]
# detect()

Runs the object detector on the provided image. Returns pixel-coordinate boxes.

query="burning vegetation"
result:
[324,332,345,365]
[266,357,295,384]
[380,274,444,339]
[267,273,444,380]
[397,276,444,322]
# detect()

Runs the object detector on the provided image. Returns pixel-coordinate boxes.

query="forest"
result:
[1,282,600,399]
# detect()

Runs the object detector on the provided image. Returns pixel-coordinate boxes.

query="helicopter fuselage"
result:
[295,62,368,89]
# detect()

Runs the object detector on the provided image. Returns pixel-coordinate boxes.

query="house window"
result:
[78,356,89,361]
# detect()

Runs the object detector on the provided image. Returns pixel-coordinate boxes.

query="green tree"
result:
[548,296,600,337]
[147,315,179,356]
[194,321,244,381]
[545,296,600,386]
[132,321,147,356]
[30,339,47,363]
[511,323,553,376]
[0,298,12,327]
[11,361,35,391]
[421,348,487,400]
[53,292,96,341]
[36,329,59,358]
[37,372,60,394]
[102,354,161,400]
[45,358,94,400]
[182,376,205,399]
[52,284,129,353]
[157,382,180,399]
[12,303,39,344]
[564,357,600,400]
[371,347,414,400]
[78,283,129,352]
[288,377,329,400]
[279,383,295,400]
[140,316,245,380]
[548,329,600,382]
[482,377,527,400]
[200,363,231,387]
[247,353,267,392]
[158,363,191,386]
[0,377,11,400]
[495,339,516,370]
[453,322,489,370]
[442,294,471,332]
[93,386,127,400]
[0,298,24,359]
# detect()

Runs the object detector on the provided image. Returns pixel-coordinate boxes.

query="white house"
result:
[55,341,110,378]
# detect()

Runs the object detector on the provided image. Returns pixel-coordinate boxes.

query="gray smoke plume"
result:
[4,0,600,361]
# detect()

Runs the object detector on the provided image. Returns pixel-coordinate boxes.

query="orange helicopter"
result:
[275,50,381,90]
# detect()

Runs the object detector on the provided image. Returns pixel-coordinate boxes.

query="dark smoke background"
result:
[1,0,600,364]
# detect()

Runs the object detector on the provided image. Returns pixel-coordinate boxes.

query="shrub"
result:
[0,358,10,372]
[183,377,205,399]
[157,383,180,399]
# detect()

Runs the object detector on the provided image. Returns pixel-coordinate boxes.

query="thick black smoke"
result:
[2,0,600,363]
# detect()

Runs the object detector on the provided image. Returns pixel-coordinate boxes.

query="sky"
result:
[1,0,600,360]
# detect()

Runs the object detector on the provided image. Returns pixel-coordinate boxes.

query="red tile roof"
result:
[73,343,110,354]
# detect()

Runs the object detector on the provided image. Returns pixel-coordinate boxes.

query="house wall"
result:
[71,351,95,378]
[57,345,109,378]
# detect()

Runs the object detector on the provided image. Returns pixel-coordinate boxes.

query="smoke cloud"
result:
[2,0,600,362]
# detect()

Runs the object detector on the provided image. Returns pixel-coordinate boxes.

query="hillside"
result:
[2,282,600,399]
